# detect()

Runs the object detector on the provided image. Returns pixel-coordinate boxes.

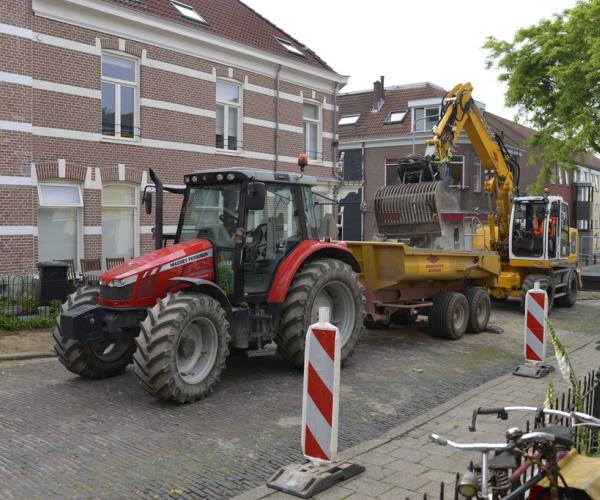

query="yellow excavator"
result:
[373,82,580,310]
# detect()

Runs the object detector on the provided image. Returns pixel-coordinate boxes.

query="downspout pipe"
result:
[332,82,340,179]
[361,141,365,240]
[274,64,282,172]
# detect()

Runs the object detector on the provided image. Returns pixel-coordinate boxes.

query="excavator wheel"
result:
[555,272,577,308]
[276,258,363,369]
[521,274,554,314]
[133,292,230,403]
[428,291,469,340]
[53,285,136,379]
[464,288,491,333]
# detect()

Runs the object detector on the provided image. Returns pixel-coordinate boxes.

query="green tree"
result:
[484,0,600,190]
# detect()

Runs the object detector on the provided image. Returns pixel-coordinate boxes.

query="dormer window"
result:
[275,37,304,56]
[171,1,207,24]
[385,110,407,124]
[338,114,360,126]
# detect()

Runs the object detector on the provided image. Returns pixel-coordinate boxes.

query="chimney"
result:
[372,75,385,112]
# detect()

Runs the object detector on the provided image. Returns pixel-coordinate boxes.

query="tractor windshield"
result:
[179,183,241,247]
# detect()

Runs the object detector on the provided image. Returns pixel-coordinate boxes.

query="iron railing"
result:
[0,274,71,330]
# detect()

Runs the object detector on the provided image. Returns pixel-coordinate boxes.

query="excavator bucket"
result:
[373,155,460,247]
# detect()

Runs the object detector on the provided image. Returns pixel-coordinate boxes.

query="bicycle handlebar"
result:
[429,431,558,452]
[469,405,600,432]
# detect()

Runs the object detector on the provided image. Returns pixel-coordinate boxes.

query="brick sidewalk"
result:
[237,329,600,500]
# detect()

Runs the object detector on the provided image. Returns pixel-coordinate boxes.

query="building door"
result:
[340,190,362,241]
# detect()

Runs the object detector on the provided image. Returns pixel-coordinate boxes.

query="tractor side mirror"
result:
[246,182,266,211]
[143,190,152,215]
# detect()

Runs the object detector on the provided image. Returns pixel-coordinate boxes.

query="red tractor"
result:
[54,166,363,403]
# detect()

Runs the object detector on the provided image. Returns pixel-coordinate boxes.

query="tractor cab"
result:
[176,169,321,298]
[509,195,571,262]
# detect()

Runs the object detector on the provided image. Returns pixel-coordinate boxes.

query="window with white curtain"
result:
[38,184,83,265]
[303,102,321,161]
[102,184,138,262]
[216,80,241,151]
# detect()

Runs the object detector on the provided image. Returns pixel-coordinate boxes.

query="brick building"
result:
[0,0,347,274]
[337,78,600,260]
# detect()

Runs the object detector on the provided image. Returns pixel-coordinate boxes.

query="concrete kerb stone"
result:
[234,333,595,500]
[0,352,55,361]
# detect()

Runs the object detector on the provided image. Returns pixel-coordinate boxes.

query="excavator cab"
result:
[509,196,570,262]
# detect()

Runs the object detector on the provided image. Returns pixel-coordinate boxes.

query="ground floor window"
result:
[37,184,83,265]
[102,184,137,262]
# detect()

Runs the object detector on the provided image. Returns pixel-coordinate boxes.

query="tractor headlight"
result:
[108,274,138,288]
[100,274,137,301]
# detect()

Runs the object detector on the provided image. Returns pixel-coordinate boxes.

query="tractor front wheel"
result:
[133,293,230,403]
[276,258,363,369]
[53,285,136,379]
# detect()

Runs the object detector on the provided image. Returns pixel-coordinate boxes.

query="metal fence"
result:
[0,274,69,330]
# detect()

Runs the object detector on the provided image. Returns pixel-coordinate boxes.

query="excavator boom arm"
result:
[427,83,515,246]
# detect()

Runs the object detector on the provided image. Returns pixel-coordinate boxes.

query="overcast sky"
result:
[245,0,576,121]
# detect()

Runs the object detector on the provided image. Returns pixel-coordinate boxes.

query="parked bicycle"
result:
[430,406,600,499]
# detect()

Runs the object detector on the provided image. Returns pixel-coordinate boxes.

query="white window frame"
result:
[303,100,322,162]
[170,0,207,23]
[385,110,407,124]
[448,155,465,188]
[275,37,304,56]
[101,183,140,260]
[101,51,139,141]
[215,79,243,153]
[38,183,83,207]
[412,106,441,132]
[37,182,84,267]
[473,159,482,193]
[338,114,360,126]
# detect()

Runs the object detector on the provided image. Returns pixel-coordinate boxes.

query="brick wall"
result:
[0,0,341,273]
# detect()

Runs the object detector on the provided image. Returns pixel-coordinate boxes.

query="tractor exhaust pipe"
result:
[149,168,163,250]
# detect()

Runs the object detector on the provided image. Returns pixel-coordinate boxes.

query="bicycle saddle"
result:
[538,426,573,449]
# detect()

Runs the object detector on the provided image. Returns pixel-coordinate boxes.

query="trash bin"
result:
[38,261,69,305]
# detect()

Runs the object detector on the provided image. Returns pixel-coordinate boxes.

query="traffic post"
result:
[267,307,364,498]
[513,282,554,378]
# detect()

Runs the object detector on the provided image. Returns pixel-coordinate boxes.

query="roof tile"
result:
[104,0,334,71]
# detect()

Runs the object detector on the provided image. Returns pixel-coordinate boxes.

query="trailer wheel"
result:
[521,274,554,314]
[429,291,469,340]
[133,293,230,403]
[276,258,363,369]
[53,285,136,379]
[555,272,577,308]
[464,288,491,333]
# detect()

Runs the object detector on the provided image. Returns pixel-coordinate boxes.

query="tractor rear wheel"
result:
[464,288,491,333]
[53,285,136,379]
[133,293,230,403]
[276,258,363,369]
[428,291,469,340]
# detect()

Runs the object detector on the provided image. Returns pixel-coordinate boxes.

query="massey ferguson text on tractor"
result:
[55,161,363,403]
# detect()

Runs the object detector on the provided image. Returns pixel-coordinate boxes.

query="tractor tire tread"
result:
[275,258,363,369]
[53,285,135,379]
[133,293,230,404]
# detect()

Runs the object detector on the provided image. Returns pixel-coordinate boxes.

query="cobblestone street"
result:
[0,299,598,498]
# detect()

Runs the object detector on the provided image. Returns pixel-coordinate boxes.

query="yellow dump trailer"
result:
[345,241,501,339]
